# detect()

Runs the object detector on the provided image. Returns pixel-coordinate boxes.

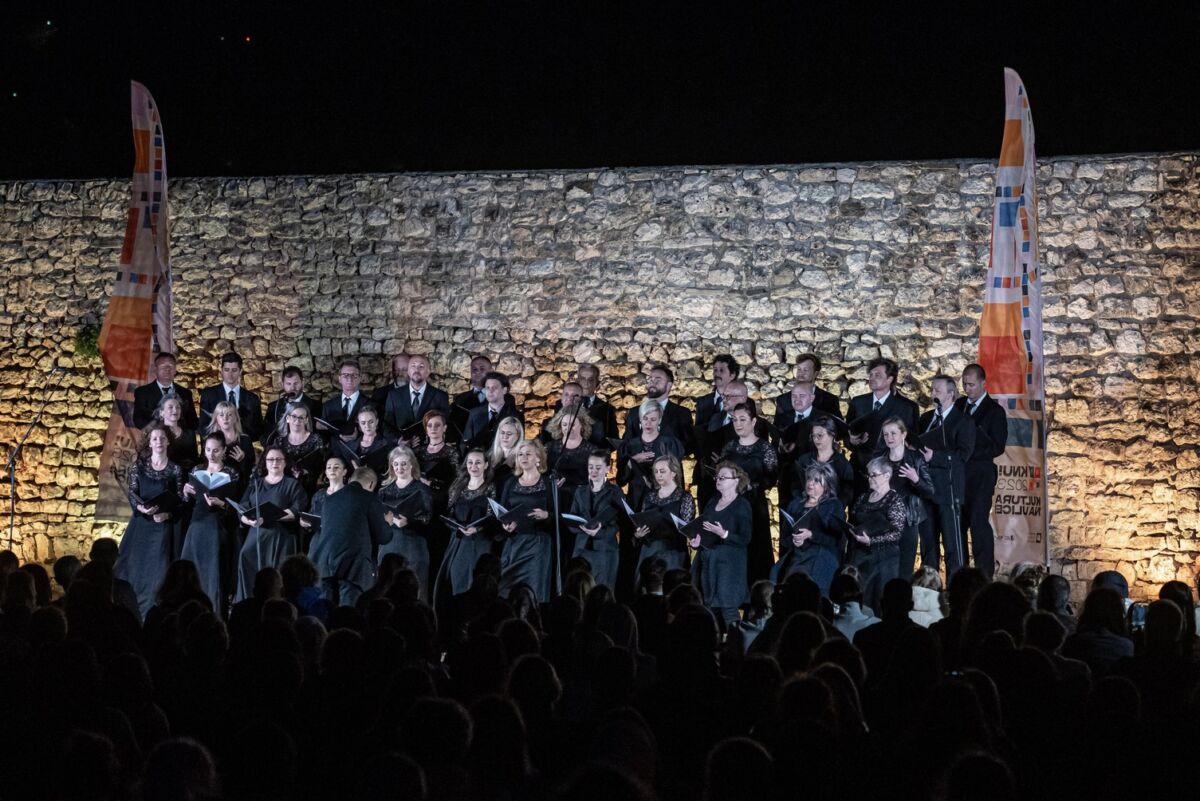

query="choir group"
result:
[116,348,1008,627]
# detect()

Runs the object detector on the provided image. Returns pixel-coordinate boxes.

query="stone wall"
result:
[1,152,1198,598]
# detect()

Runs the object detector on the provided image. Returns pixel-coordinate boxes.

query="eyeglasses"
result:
[716,474,736,482]
[340,372,360,379]
[287,412,308,420]
[868,471,889,479]
[265,457,286,463]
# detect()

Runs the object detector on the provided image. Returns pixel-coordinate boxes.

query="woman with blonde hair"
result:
[377,445,434,600]
[205,400,255,495]
[499,439,554,602]
[618,400,684,511]
[488,416,524,491]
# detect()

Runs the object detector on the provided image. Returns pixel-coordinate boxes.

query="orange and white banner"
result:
[95,82,173,520]
[978,68,1049,569]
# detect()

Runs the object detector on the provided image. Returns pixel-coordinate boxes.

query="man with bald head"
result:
[383,354,450,439]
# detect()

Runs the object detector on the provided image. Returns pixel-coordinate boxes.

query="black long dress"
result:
[691,495,753,624]
[377,480,435,599]
[617,434,683,511]
[279,433,326,497]
[235,475,308,602]
[849,489,907,612]
[546,438,593,569]
[179,464,240,615]
[434,482,497,599]
[772,494,846,595]
[719,438,779,586]
[219,432,258,498]
[793,450,856,510]
[115,459,185,618]
[499,474,555,603]
[417,440,459,589]
[636,486,695,574]
[879,447,935,580]
[569,481,624,589]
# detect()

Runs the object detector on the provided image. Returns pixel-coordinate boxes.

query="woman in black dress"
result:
[488,416,524,493]
[633,454,695,574]
[277,405,325,497]
[417,409,459,594]
[545,403,595,569]
[115,424,185,618]
[152,395,199,477]
[773,461,846,595]
[618,400,684,511]
[499,439,554,603]
[877,417,935,580]
[793,416,856,510]
[570,450,624,590]
[206,400,256,498]
[434,447,497,600]
[299,455,350,551]
[849,456,908,612]
[235,445,309,602]
[377,445,434,600]
[719,403,778,586]
[689,461,753,631]
[179,431,240,614]
[346,404,394,474]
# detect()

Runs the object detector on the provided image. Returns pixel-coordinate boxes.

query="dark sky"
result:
[2,1,1198,179]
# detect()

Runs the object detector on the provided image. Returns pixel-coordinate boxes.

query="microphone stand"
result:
[6,367,67,550]
[937,398,964,574]
[548,402,583,597]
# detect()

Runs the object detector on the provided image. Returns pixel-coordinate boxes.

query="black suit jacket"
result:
[198,385,264,442]
[462,399,525,450]
[383,383,451,436]
[370,381,404,411]
[623,399,695,457]
[263,394,322,443]
[133,381,198,430]
[955,395,1008,464]
[452,387,487,435]
[845,391,920,462]
[319,392,371,440]
[917,406,976,505]
[773,386,842,424]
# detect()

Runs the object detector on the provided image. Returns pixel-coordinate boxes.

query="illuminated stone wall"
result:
[1,152,1197,598]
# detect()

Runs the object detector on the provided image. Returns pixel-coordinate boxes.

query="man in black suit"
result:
[320,359,371,443]
[462,370,523,450]
[383,354,451,441]
[693,354,738,489]
[263,365,323,444]
[955,363,1009,578]
[571,363,620,445]
[845,357,919,481]
[773,353,841,421]
[132,351,198,430]
[198,351,264,441]
[370,352,409,409]
[917,375,976,577]
[451,354,493,434]
[622,363,695,456]
[777,382,819,512]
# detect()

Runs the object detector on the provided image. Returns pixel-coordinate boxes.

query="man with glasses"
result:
[622,363,695,457]
[264,365,322,443]
[320,359,369,442]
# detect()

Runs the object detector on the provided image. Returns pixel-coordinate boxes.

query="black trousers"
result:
[921,499,964,577]
[961,462,997,578]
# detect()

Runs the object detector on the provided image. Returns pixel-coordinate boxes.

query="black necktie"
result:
[227,390,236,407]
[872,399,882,412]
[969,401,979,416]
[342,397,351,419]
[716,395,724,412]
[929,413,943,431]
[489,408,496,422]
[411,391,421,417]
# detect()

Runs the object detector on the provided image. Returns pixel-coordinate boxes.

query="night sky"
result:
[2,2,1198,179]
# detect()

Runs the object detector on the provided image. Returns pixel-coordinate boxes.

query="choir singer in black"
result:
[917,375,975,577]
[772,353,841,420]
[384,354,451,441]
[845,357,918,485]
[132,351,198,430]
[264,366,322,443]
[956,363,1008,578]
[463,371,523,450]
[320,359,369,442]
[622,364,695,457]
[198,351,264,442]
